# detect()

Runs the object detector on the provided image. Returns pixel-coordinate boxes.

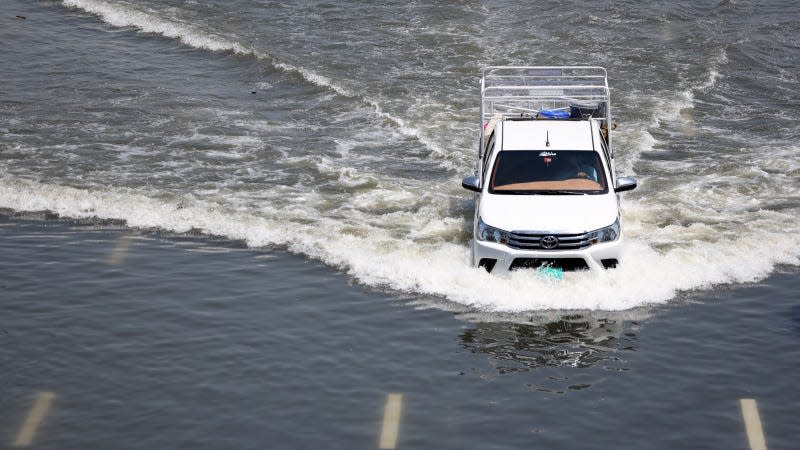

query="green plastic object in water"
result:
[536,267,564,280]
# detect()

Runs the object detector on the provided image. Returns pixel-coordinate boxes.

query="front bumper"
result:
[472,238,623,273]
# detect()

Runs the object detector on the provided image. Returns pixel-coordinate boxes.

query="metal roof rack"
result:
[480,66,613,150]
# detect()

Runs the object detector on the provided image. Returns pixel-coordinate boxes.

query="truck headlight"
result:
[477,217,510,244]
[587,219,620,245]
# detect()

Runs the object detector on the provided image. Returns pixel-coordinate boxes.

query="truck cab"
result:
[462,66,637,273]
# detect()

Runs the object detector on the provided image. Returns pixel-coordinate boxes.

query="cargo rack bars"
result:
[480,66,613,154]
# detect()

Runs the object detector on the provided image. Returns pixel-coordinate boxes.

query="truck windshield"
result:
[489,150,608,194]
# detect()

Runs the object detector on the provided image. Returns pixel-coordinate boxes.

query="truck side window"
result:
[599,134,612,173]
[482,132,495,178]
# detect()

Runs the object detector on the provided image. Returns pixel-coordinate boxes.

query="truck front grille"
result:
[506,231,591,250]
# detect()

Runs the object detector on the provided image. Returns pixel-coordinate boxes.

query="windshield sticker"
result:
[540,151,556,165]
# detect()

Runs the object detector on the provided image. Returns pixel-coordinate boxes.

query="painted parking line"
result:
[379,393,403,449]
[740,399,767,450]
[109,235,134,265]
[13,391,56,448]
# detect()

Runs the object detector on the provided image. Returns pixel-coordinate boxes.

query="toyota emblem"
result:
[540,235,559,249]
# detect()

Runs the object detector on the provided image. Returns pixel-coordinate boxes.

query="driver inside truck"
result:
[557,154,598,181]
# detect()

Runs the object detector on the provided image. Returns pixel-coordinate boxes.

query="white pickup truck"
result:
[461,66,637,273]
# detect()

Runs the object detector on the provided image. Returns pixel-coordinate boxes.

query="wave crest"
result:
[2,177,799,312]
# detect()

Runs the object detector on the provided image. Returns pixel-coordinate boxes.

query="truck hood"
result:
[479,193,619,233]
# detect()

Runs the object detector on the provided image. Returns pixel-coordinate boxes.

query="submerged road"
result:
[1,214,797,449]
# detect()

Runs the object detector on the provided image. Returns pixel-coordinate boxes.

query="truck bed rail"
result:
[480,66,612,148]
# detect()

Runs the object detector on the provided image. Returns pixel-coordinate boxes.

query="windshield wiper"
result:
[533,190,585,195]
[494,189,588,195]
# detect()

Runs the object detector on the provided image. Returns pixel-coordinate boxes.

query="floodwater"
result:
[1,0,799,448]
[1,214,798,449]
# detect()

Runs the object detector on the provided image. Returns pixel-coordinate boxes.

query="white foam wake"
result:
[2,176,798,312]
[62,0,354,96]
[61,0,450,162]
[63,0,251,55]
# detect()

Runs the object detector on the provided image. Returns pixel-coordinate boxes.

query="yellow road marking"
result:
[740,399,768,450]
[109,235,133,265]
[379,393,403,449]
[13,391,56,448]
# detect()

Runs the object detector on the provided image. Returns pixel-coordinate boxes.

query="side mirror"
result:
[461,175,481,192]
[615,176,637,193]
